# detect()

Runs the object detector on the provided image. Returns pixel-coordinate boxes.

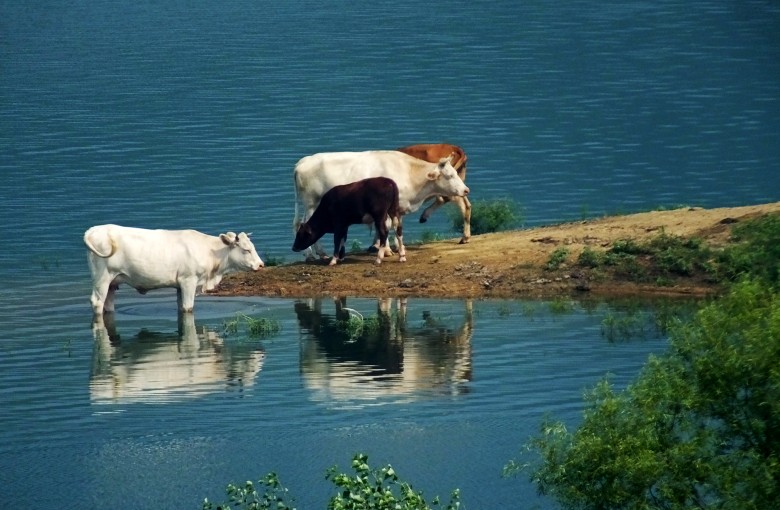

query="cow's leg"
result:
[90,275,115,315]
[419,196,449,224]
[103,283,119,313]
[455,196,472,244]
[177,281,197,313]
[370,233,395,256]
[338,231,347,260]
[396,221,406,263]
[374,215,391,265]
[330,227,348,266]
[371,217,397,256]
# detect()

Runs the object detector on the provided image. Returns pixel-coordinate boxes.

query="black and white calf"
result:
[292,177,405,265]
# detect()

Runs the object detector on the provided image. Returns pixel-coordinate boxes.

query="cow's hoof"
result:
[328,258,338,266]
[419,216,428,224]
[399,256,407,263]
[374,258,383,265]
[459,237,470,244]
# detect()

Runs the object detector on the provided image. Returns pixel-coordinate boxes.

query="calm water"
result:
[1,293,683,509]
[1,0,778,508]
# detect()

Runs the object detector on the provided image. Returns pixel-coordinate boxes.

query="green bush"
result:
[419,230,445,244]
[716,214,780,286]
[577,246,603,268]
[327,454,461,510]
[449,198,520,235]
[545,247,570,271]
[648,233,711,276]
[262,254,285,267]
[508,279,780,509]
[575,215,780,287]
[576,233,710,283]
[609,238,648,255]
[203,473,294,510]
[203,453,461,510]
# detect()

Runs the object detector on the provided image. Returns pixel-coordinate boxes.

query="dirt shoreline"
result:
[214,202,780,300]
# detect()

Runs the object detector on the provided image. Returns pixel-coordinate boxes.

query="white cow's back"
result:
[86,225,218,283]
[293,150,442,220]
[294,150,419,199]
[84,224,263,314]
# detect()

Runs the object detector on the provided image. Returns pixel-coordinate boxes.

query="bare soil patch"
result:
[214,202,780,300]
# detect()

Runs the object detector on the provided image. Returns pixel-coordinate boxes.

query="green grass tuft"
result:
[448,198,522,235]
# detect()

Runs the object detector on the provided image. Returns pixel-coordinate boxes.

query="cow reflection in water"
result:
[90,314,265,404]
[295,298,473,403]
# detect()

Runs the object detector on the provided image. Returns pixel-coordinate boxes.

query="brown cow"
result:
[396,143,471,244]
[292,177,405,265]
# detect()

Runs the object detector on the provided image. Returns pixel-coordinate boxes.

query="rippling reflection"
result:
[296,298,473,406]
[89,314,264,404]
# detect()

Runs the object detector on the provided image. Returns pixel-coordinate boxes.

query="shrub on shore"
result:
[574,213,780,288]
[448,198,521,235]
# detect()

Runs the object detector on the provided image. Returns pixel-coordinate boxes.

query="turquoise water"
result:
[0,293,681,509]
[1,1,777,508]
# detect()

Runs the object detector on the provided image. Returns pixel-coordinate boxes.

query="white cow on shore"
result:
[293,150,470,259]
[84,224,263,314]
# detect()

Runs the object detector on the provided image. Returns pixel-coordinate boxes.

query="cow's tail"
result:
[84,226,117,258]
[293,167,301,234]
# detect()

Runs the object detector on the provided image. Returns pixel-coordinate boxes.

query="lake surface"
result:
[1,292,685,509]
[1,1,778,508]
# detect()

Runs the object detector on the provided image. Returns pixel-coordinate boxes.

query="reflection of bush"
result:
[222,314,281,338]
[336,311,382,341]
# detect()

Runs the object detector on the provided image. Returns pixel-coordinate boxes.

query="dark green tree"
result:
[509,279,780,509]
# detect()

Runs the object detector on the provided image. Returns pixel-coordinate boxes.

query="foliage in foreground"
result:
[507,279,780,509]
[202,453,460,510]
[448,198,520,235]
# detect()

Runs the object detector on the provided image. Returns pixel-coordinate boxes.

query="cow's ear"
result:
[220,232,237,246]
[426,169,440,181]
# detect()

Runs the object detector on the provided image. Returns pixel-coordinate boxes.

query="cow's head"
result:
[221,232,264,271]
[292,223,318,252]
[427,156,470,197]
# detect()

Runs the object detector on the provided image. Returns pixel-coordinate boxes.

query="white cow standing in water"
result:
[84,224,264,315]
